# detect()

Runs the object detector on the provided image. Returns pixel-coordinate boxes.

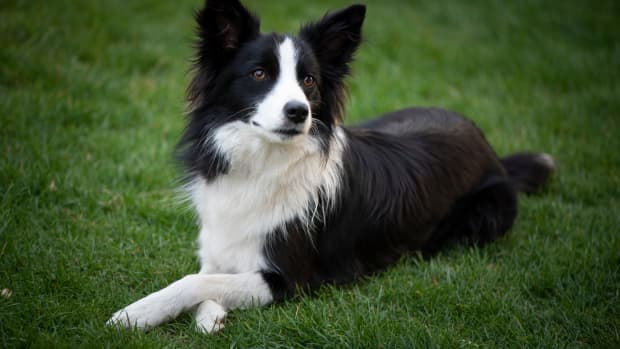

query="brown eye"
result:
[303,75,315,87]
[252,68,266,81]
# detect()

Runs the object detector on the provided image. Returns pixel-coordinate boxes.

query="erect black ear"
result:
[299,4,365,81]
[195,0,260,64]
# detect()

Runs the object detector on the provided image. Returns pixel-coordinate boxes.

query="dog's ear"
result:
[299,4,365,81]
[195,0,260,64]
[188,0,260,108]
[299,4,365,123]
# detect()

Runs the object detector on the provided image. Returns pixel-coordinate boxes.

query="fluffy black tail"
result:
[500,152,556,194]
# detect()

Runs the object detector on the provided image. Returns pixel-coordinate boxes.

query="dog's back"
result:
[353,107,553,253]
[356,107,472,134]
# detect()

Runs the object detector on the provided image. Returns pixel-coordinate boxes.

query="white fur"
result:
[189,123,345,333]
[251,37,312,135]
[537,153,556,170]
[194,300,227,333]
[194,122,346,274]
[107,272,272,331]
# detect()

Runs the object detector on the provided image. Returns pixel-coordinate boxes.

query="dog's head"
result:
[187,0,365,142]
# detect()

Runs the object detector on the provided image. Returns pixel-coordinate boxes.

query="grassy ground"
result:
[1,0,618,347]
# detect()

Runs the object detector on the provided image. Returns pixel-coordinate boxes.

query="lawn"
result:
[1,0,618,347]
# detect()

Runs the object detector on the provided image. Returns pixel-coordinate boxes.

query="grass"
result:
[1,0,618,347]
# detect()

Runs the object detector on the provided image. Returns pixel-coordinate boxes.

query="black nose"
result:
[283,101,309,124]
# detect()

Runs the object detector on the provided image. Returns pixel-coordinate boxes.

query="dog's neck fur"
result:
[189,122,346,274]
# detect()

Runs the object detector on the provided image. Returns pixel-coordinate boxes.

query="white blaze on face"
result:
[251,37,312,136]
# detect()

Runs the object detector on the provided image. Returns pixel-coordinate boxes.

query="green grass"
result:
[1,0,619,347]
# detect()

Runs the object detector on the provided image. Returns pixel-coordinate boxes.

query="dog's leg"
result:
[194,299,227,333]
[107,272,272,331]
[193,264,228,334]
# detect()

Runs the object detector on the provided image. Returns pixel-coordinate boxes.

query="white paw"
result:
[106,293,173,330]
[194,300,227,334]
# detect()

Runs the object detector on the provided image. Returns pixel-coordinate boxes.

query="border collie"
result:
[108,0,555,333]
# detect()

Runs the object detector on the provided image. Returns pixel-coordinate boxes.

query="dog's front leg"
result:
[194,299,228,333]
[107,272,273,331]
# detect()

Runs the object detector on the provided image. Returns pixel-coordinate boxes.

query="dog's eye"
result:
[251,68,267,81]
[303,75,315,88]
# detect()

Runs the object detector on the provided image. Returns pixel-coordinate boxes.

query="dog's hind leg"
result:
[460,176,518,245]
[424,175,518,254]
[106,272,273,332]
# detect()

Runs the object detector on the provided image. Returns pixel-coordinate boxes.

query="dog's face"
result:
[187,0,365,143]
[213,34,320,140]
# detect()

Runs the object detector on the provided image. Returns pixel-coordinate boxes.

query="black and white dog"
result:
[108,0,554,333]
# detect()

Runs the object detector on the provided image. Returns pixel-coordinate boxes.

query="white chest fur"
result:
[188,122,345,274]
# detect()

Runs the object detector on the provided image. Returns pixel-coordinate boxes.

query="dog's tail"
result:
[500,152,556,194]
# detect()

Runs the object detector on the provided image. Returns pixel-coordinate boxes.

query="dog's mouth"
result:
[273,128,302,137]
[250,121,304,138]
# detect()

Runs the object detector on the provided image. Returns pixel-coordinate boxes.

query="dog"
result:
[107,0,555,333]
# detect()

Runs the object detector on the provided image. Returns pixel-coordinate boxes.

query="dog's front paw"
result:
[106,293,173,330]
[194,300,227,334]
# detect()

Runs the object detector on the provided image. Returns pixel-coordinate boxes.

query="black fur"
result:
[181,0,554,302]
[299,4,366,125]
[262,108,528,300]
[501,153,555,194]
